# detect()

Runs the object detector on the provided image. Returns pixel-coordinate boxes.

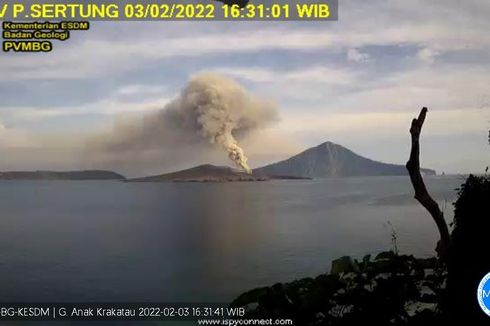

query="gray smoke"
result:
[168,73,279,173]
[86,73,278,174]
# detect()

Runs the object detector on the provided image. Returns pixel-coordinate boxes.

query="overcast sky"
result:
[0,0,489,175]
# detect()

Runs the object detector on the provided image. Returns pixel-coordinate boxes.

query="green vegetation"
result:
[444,174,490,325]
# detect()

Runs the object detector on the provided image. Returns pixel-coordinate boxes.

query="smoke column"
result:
[85,73,278,175]
[164,73,277,173]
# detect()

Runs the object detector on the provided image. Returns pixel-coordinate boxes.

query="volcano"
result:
[254,141,436,178]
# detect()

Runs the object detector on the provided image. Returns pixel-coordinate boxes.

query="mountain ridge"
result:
[0,170,125,180]
[0,141,436,182]
[129,164,308,182]
[254,141,436,178]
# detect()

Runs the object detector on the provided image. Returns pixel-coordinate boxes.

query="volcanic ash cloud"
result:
[164,73,278,173]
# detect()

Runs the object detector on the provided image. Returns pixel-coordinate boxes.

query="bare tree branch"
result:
[406,107,450,258]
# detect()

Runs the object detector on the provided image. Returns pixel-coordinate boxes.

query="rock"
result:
[375,251,397,261]
[244,302,259,312]
[331,256,360,275]
[328,304,354,318]
[404,301,437,317]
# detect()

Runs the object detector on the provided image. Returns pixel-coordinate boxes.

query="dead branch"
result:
[406,107,450,258]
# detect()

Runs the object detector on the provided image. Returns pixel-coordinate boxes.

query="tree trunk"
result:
[406,107,450,258]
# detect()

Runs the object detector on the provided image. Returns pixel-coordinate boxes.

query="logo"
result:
[478,272,490,316]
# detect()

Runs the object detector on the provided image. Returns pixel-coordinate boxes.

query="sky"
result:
[0,0,489,176]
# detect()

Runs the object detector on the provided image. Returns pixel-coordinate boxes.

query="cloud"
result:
[212,66,357,85]
[1,0,489,81]
[0,85,171,124]
[280,109,490,138]
[0,128,82,149]
[347,48,370,63]
[0,29,337,80]
[115,84,167,96]
[1,0,489,174]
[83,73,280,175]
[275,107,490,173]
[0,125,88,171]
[417,48,440,64]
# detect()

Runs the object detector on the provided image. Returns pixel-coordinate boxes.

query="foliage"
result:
[231,253,445,326]
[443,175,490,325]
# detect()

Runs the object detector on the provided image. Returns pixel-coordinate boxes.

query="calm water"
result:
[0,176,463,303]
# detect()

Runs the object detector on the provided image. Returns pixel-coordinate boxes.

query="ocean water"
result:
[0,176,463,303]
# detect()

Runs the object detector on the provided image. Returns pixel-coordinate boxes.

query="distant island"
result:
[128,164,309,183]
[0,170,125,181]
[255,141,436,178]
[0,141,436,182]
[129,141,435,183]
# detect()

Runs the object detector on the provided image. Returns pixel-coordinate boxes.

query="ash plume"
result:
[170,73,272,173]
[86,73,278,174]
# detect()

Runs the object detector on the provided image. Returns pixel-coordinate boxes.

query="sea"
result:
[0,175,463,304]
